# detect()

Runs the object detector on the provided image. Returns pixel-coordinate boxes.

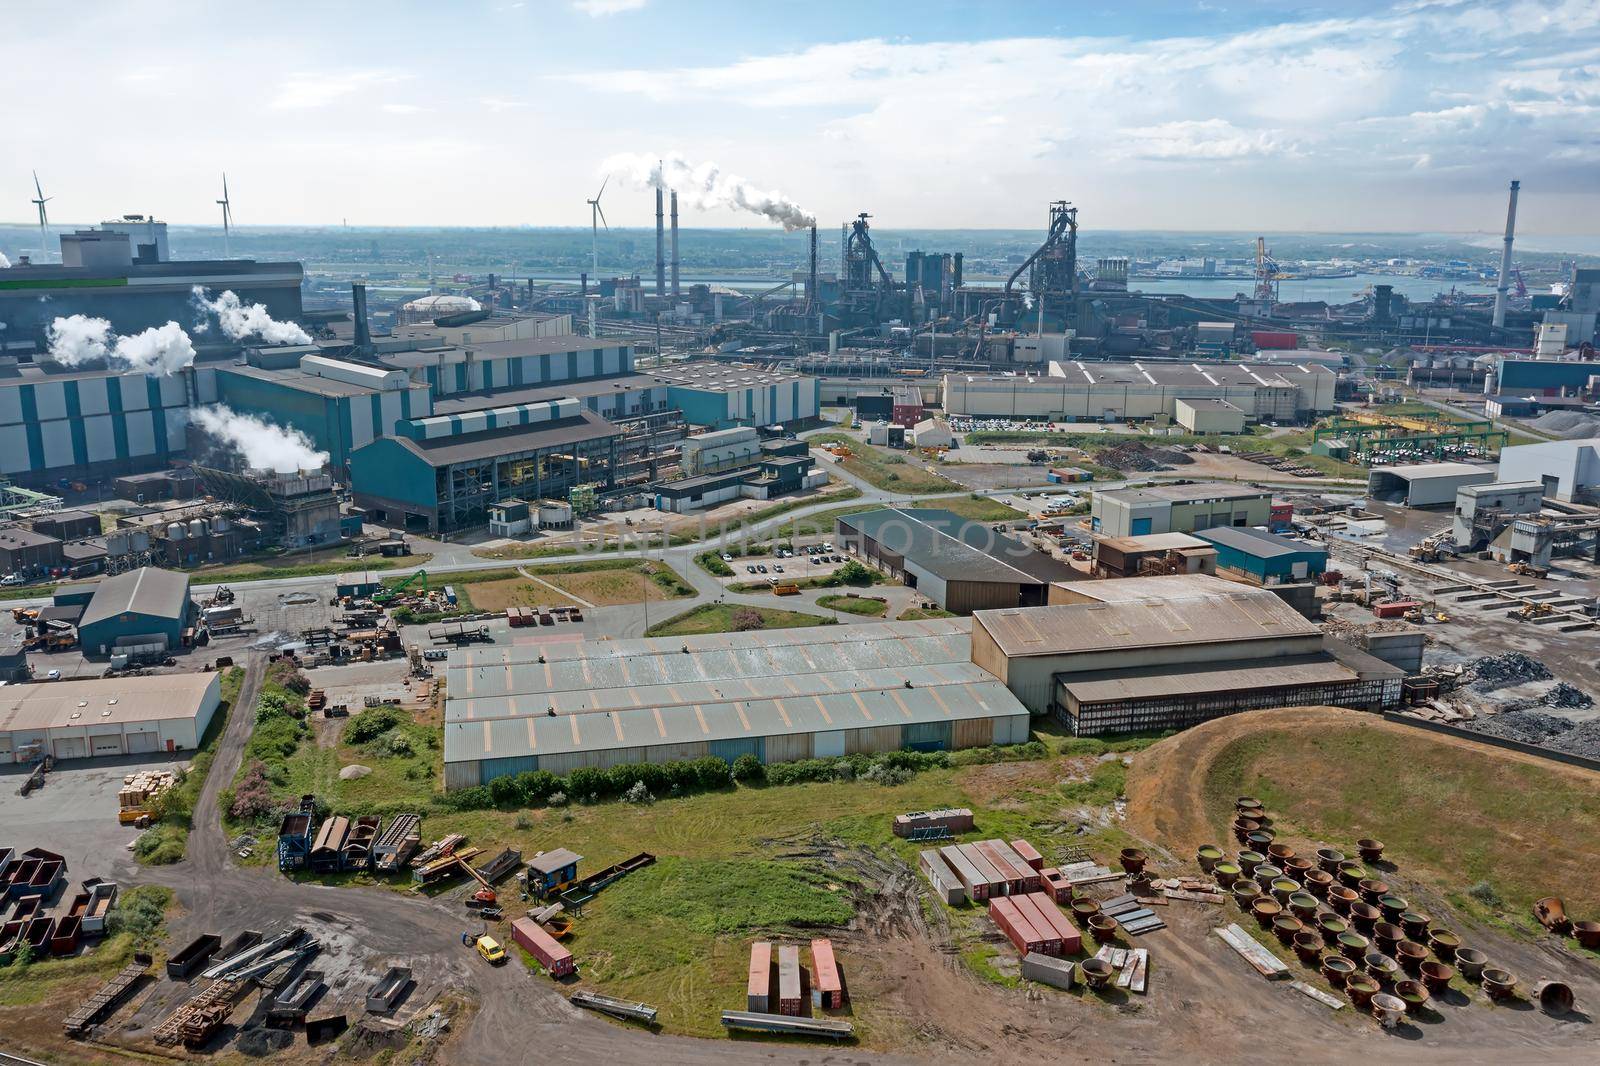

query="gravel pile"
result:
[1095,442,1194,472]
[1528,411,1600,439]
[1463,709,1600,759]
[1543,682,1594,709]
[1465,652,1553,692]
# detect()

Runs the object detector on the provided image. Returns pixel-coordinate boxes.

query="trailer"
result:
[428,623,492,646]
[569,990,658,1025]
[63,958,150,1035]
[556,851,655,906]
[510,917,575,978]
[365,966,412,1013]
[719,1011,854,1041]
[166,933,222,980]
[526,848,583,898]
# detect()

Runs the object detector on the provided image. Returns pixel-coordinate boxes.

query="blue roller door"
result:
[903,721,951,752]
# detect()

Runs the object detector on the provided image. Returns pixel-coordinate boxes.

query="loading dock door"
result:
[91,736,125,757]
[1131,517,1153,536]
[53,736,87,760]
[125,731,160,754]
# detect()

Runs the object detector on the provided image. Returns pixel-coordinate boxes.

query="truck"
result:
[428,623,492,646]
[474,935,507,965]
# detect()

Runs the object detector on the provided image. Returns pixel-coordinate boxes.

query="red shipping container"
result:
[1023,891,1083,955]
[747,941,772,1012]
[811,938,845,1009]
[954,843,1008,896]
[988,896,1047,956]
[1009,839,1044,872]
[1039,868,1072,904]
[777,944,803,1016]
[1372,599,1421,619]
[993,841,1043,891]
[1010,894,1064,956]
[510,917,575,978]
[973,841,1026,892]
[1251,330,1299,350]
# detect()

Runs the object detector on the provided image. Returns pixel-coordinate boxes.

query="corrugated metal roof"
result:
[1051,573,1257,603]
[1372,461,1495,480]
[1194,526,1328,560]
[1059,655,1359,704]
[78,566,190,629]
[0,672,215,732]
[1096,481,1270,505]
[442,617,1028,764]
[975,589,1319,657]
[836,508,1075,585]
[387,410,620,467]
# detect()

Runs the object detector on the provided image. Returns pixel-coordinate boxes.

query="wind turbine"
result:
[31,171,52,262]
[216,173,233,258]
[587,176,609,278]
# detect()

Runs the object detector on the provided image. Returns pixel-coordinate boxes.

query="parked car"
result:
[774,565,784,573]
[747,565,757,574]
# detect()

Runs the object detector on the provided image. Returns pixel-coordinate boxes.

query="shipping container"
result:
[993,841,1043,891]
[988,896,1047,956]
[811,939,845,1009]
[747,941,773,1013]
[1372,599,1421,619]
[917,849,966,904]
[1021,891,1082,954]
[1021,950,1077,990]
[893,808,974,837]
[1009,839,1044,872]
[166,933,222,979]
[1009,894,1064,955]
[778,944,803,1017]
[50,914,82,956]
[1039,867,1071,904]
[511,917,575,978]
[972,841,1026,893]
[1251,330,1300,350]
[937,845,991,901]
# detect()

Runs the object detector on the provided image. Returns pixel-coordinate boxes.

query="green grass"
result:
[643,603,834,637]
[908,494,1026,522]
[194,552,428,584]
[962,425,1368,480]
[134,666,244,866]
[809,434,957,494]
[897,606,955,620]
[0,885,172,1004]
[1200,725,1600,931]
[695,551,733,577]
[817,594,888,616]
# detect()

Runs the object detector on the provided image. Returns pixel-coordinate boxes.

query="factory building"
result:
[941,362,1336,423]
[971,575,1404,735]
[0,672,221,763]
[1091,482,1272,538]
[392,310,573,345]
[1366,462,1495,508]
[440,619,1031,789]
[653,456,820,514]
[1089,532,1217,578]
[1194,526,1328,584]
[1496,438,1600,503]
[76,566,195,656]
[0,527,65,577]
[375,336,634,398]
[652,362,820,430]
[835,508,1075,613]
[1451,481,1546,551]
[1175,398,1247,435]
[681,427,763,476]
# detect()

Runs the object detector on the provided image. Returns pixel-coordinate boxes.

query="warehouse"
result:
[653,457,818,513]
[440,619,1031,789]
[1175,398,1247,434]
[972,574,1403,734]
[681,427,763,476]
[1090,532,1217,578]
[1496,438,1600,503]
[1091,482,1271,538]
[1195,526,1328,584]
[1367,461,1495,507]
[941,361,1336,423]
[0,671,221,762]
[835,508,1075,613]
[375,336,634,398]
[652,362,821,431]
[77,566,195,656]
[0,527,64,577]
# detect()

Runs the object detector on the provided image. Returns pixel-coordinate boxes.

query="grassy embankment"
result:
[643,603,833,637]
[1198,724,1600,935]
[133,666,245,866]
[387,560,693,622]
[809,433,958,494]
[816,594,888,617]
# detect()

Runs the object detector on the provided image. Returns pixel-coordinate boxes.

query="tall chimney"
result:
[670,191,680,299]
[351,282,371,351]
[808,223,819,316]
[655,186,666,297]
[1493,179,1521,329]
[580,271,588,298]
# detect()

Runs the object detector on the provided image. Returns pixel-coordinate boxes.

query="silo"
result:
[168,522,186,541]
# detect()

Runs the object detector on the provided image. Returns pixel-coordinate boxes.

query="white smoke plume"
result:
[191,404,328,473]
[46,314,114,364]
[601,152,816,231]
[0,252,10,268]
[45,314,196,375]
[192,287,312,344]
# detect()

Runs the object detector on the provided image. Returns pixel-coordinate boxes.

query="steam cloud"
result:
[46,314,196,375]
[191,404,329,473]
[192,287,312,344]
[602,152,816,231]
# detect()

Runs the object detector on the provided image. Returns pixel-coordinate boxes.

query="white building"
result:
[0,672,221,763]
[910,418,954,448]
[680,426,762,476]
[1497,438,1600,503]
[1367,462,1496,508]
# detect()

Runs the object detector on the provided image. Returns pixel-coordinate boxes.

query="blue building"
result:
[76,566,194,656]
[1195,526,1328,584]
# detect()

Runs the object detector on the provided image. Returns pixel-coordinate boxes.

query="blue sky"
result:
[4,0,1598,233]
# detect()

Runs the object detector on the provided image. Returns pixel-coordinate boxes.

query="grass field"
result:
[897,606,955,620]
[964,425,1367,480]
[1181,717,1600,930]
[643,602,833,636]
[817,593,888,616]
[909,494,1026,522]
[542,560,694,605]
[194,550,431,584]
[810,434,957,494]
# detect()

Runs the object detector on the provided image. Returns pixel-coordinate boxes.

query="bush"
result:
[266,659,311,695]
[347,707,405,744]
[731,608,766,631]
[373,729,415,758]
[696,551,734,577]
[863,762,913,786]
[731,753,765,783]
[439,785,493,811]
[256,690,300,723]
[229,760,277,820]
[624,781,655,804]
[1468,881,1502,908]
[834,560,874,586]
[547,790,568,807]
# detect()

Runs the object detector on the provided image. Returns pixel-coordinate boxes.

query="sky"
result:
[3,0,1598,234]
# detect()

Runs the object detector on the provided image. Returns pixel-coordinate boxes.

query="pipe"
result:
[808,223,818,316]
[669,191,680,299]
[655,186,665,297]
[1493,179,1520,328]
[351,282,371,352]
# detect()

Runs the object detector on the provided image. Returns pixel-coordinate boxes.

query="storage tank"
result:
[189,518,207,538]
[106,532,130,556]
[131,530,151,552]
[167,522,186,541]
[213,516,231,533]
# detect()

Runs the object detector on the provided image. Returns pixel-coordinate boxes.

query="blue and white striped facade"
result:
[398,398,583,440]
[411,344,633,396]
[0,370,210,477]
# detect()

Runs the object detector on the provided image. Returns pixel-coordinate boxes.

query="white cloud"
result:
[382,103,432,115]
[572,0,647,16]
[271,70,409,110]
[479,96,531,112]
[1110,119,1297,162]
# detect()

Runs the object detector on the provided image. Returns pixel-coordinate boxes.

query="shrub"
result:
[266,659,311,695]
[547,790,568,807]
[256,690,300,722]
[228,760,276,820]
[1468,881,1502,908]
[731,608,765,631]
[834,560,874,586]
[731,753,764,783]
[863,762,913,786]
[623,781,655,804]
[696,551,734,577]
[347,707,404,744]
[489,773,523,808]
[373,729,415,758]
[440,785,493,811]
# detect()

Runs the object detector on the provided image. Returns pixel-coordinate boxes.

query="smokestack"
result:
[580,272,588,298]
[1493,179,1521,329]
[670,191,680,299]
[808,223,818,316]
[351,282,371,351]
[655,185,665,297]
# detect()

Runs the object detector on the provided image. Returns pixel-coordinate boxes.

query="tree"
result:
[731,608,766,631]
[834,560,874,586]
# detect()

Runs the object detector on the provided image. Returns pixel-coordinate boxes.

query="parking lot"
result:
[718,541,853,586]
